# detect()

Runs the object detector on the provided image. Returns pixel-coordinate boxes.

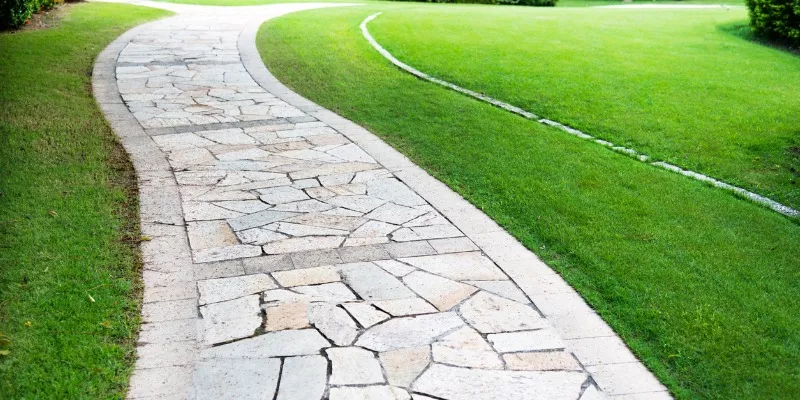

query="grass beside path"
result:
[258,6,800,399]
[367,6,799,209]
[0,3,170,398]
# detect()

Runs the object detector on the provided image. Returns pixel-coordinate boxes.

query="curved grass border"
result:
[359,12,799,219]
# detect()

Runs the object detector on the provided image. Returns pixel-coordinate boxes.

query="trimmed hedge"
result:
[390,0,557,7]
[746,0,800,46]
[1,0,60,30]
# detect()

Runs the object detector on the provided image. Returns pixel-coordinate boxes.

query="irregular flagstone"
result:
[327,195,386,213]
[193,358,280,400]
[272,265,340,287]
[503,352,582,371]
[435,326,493,351]
[340,262,416,300]
[276,355,328,400]
[184,201,243,221]
[263,236,344,254]
[341,302,390,328]
[465,280,530,303]
[328,386,398,400]
[350,220,399,238]
[213,199,271,213]
[197,274,276,305]
[374,259,416,277]
[459,292,548,333]
[265,300,310,331]
[258,186,309,204]
[371,298,438,317]
[327,347,385,385]
[187,220,239,250]
[272,221,349,237]
[237,227,288,245]
[285,213,365,231]
[367,178,426,206]
[291,282,358,302]
[364,203,426,225]
[399,252,507,281]
[194,244,263,263]
[488,329,565,353]
[355,312,464,351]
[228,209,298,231]
[309,303,358,346]
[431,344,503,369]
[412,364,587,400]
[379,346,431,387]
[200,295,261,345]
[402,271,478,311]
[201,329,330,359]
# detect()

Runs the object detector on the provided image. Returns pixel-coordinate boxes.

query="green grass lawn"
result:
[366,6,798,209]
[258,5,800,399]
[0,3,170,398]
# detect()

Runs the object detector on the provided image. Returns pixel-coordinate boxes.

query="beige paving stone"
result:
[503,352,582,371]
[379,346,431,387]
[272,265,340,287]
[265,300,309,331]
[403,271,478,311]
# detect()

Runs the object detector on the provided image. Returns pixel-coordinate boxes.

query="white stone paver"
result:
[93,1,668,398]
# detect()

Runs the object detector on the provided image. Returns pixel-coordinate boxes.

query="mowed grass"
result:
[368,6,800,208]
[0,4,170,398]
[258,5,800,399]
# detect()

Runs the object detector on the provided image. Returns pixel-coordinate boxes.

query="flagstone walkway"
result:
[92,1,670,399]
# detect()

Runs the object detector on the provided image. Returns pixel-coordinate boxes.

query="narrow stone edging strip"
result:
[360,12,799,219]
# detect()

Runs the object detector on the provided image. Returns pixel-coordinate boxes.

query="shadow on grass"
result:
[717,20,800,55]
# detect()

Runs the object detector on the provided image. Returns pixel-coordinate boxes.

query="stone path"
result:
[92,1,671,399]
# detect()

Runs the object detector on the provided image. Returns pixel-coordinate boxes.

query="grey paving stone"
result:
[488,329,566,353]
[199,295,261,344]
[460,292,548,333]
[276,355,327,400]
[356,312,464,352]
[309,302,358,345]
[242,254,293,274]
[340,262,416,301]
[327,347,385,385]
[197,274,276,305]
[412,364,586,400]
[399,252,506,281]
[200,329,330,359]
[193,358,280,400]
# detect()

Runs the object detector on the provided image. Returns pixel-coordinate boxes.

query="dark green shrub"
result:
[1,0,37,29]
[1,0,66,30]
[746,0,800,46]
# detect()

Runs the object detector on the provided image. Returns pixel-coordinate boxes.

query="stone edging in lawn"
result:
[359,12,799,219]
[241,16,671,399]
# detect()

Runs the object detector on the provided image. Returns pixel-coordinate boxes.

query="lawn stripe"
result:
[359,12,799,219]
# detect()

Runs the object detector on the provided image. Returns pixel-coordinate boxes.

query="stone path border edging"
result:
[359,12,799,219]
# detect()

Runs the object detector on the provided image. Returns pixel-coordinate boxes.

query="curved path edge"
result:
[91,2,671,398]
[360,12,798,219]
